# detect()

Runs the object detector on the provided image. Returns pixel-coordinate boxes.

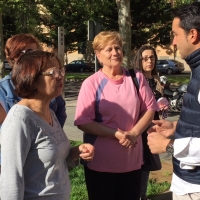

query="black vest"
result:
[174,48,200,184]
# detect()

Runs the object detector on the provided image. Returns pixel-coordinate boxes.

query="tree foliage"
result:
[131,0,195,50]
[1,0,195,53]
[39,0,118,52]
[39,0,88,52]
[130,0,172,50]
[1,0,41,43]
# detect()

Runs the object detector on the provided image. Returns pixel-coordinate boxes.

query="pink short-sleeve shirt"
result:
[74,68,158,173]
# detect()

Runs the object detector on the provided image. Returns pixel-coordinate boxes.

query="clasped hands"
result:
[116,129,138,148]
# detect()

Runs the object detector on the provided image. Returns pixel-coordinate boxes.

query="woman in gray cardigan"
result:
[0,50,94,200]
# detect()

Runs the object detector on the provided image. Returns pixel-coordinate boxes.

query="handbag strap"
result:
[129,69,139,94]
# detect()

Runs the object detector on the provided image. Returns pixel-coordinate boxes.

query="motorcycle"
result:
[160,76,188,111]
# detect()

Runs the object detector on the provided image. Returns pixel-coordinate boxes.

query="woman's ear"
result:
[96,51,101,60]
[95,53,103,67]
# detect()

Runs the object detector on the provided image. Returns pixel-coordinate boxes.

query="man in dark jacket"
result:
[148,2,200,200]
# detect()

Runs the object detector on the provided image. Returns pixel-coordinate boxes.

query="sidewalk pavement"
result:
[63,99,83,142]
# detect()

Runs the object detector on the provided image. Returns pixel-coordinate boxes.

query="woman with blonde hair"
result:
[74,31,159,200]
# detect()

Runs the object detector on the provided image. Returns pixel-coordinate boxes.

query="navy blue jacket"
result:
[173,48,200,184]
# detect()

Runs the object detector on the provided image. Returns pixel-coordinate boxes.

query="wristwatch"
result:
[166,143,174,154]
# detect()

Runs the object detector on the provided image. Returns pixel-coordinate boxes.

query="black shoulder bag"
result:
[129,69,162,171]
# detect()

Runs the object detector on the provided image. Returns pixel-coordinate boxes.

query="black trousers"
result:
[84,166,142,200]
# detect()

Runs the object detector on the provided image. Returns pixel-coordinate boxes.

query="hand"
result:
[79,144,95,162]
[147,119,175,137]
[122,129,138,146]
[147,132,171,154]
[115,129,133,148]
[118,129,138,148]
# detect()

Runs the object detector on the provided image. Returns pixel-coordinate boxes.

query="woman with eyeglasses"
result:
[0,50,94,199]
[74,31,159,200]
[134,45,168,200]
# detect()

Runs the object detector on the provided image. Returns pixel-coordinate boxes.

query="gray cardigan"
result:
[0,104,72,200]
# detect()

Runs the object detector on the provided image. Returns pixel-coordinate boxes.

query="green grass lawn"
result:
[69,164,170,200]
[66,72,190,86]
[69,162,170,200]
[167,75,190,85]
[66,73,93,80]
[5,70,190,86]
[147,179,170,198]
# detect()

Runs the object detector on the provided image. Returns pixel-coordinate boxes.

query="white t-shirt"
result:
[171,137,200,195]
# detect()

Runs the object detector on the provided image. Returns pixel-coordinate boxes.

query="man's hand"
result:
[147,132,171,154]
[147,119,176,137]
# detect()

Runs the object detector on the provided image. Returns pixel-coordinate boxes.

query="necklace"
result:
[28,99,52,125]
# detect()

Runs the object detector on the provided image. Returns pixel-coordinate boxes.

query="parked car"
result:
[4,60,12,71]
[65,60,95,72]
[156,59,185,75]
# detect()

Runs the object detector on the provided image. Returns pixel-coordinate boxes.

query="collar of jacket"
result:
[185,48,200,70]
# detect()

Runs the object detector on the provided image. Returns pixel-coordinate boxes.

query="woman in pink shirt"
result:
[74,31,158,200]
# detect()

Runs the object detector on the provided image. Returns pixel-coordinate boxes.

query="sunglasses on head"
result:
[21,49,34,54]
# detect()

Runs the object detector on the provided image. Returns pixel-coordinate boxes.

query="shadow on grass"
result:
[152,191,172,200]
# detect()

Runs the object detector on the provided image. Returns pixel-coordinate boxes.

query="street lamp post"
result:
[58,27,65,98]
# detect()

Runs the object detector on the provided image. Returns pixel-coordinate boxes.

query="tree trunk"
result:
[0,12,5,79]
[116,0,131,69]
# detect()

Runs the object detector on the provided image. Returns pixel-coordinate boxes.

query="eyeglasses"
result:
[41,67,65,78]
[142,56,155,62]
[21,49,34,54]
